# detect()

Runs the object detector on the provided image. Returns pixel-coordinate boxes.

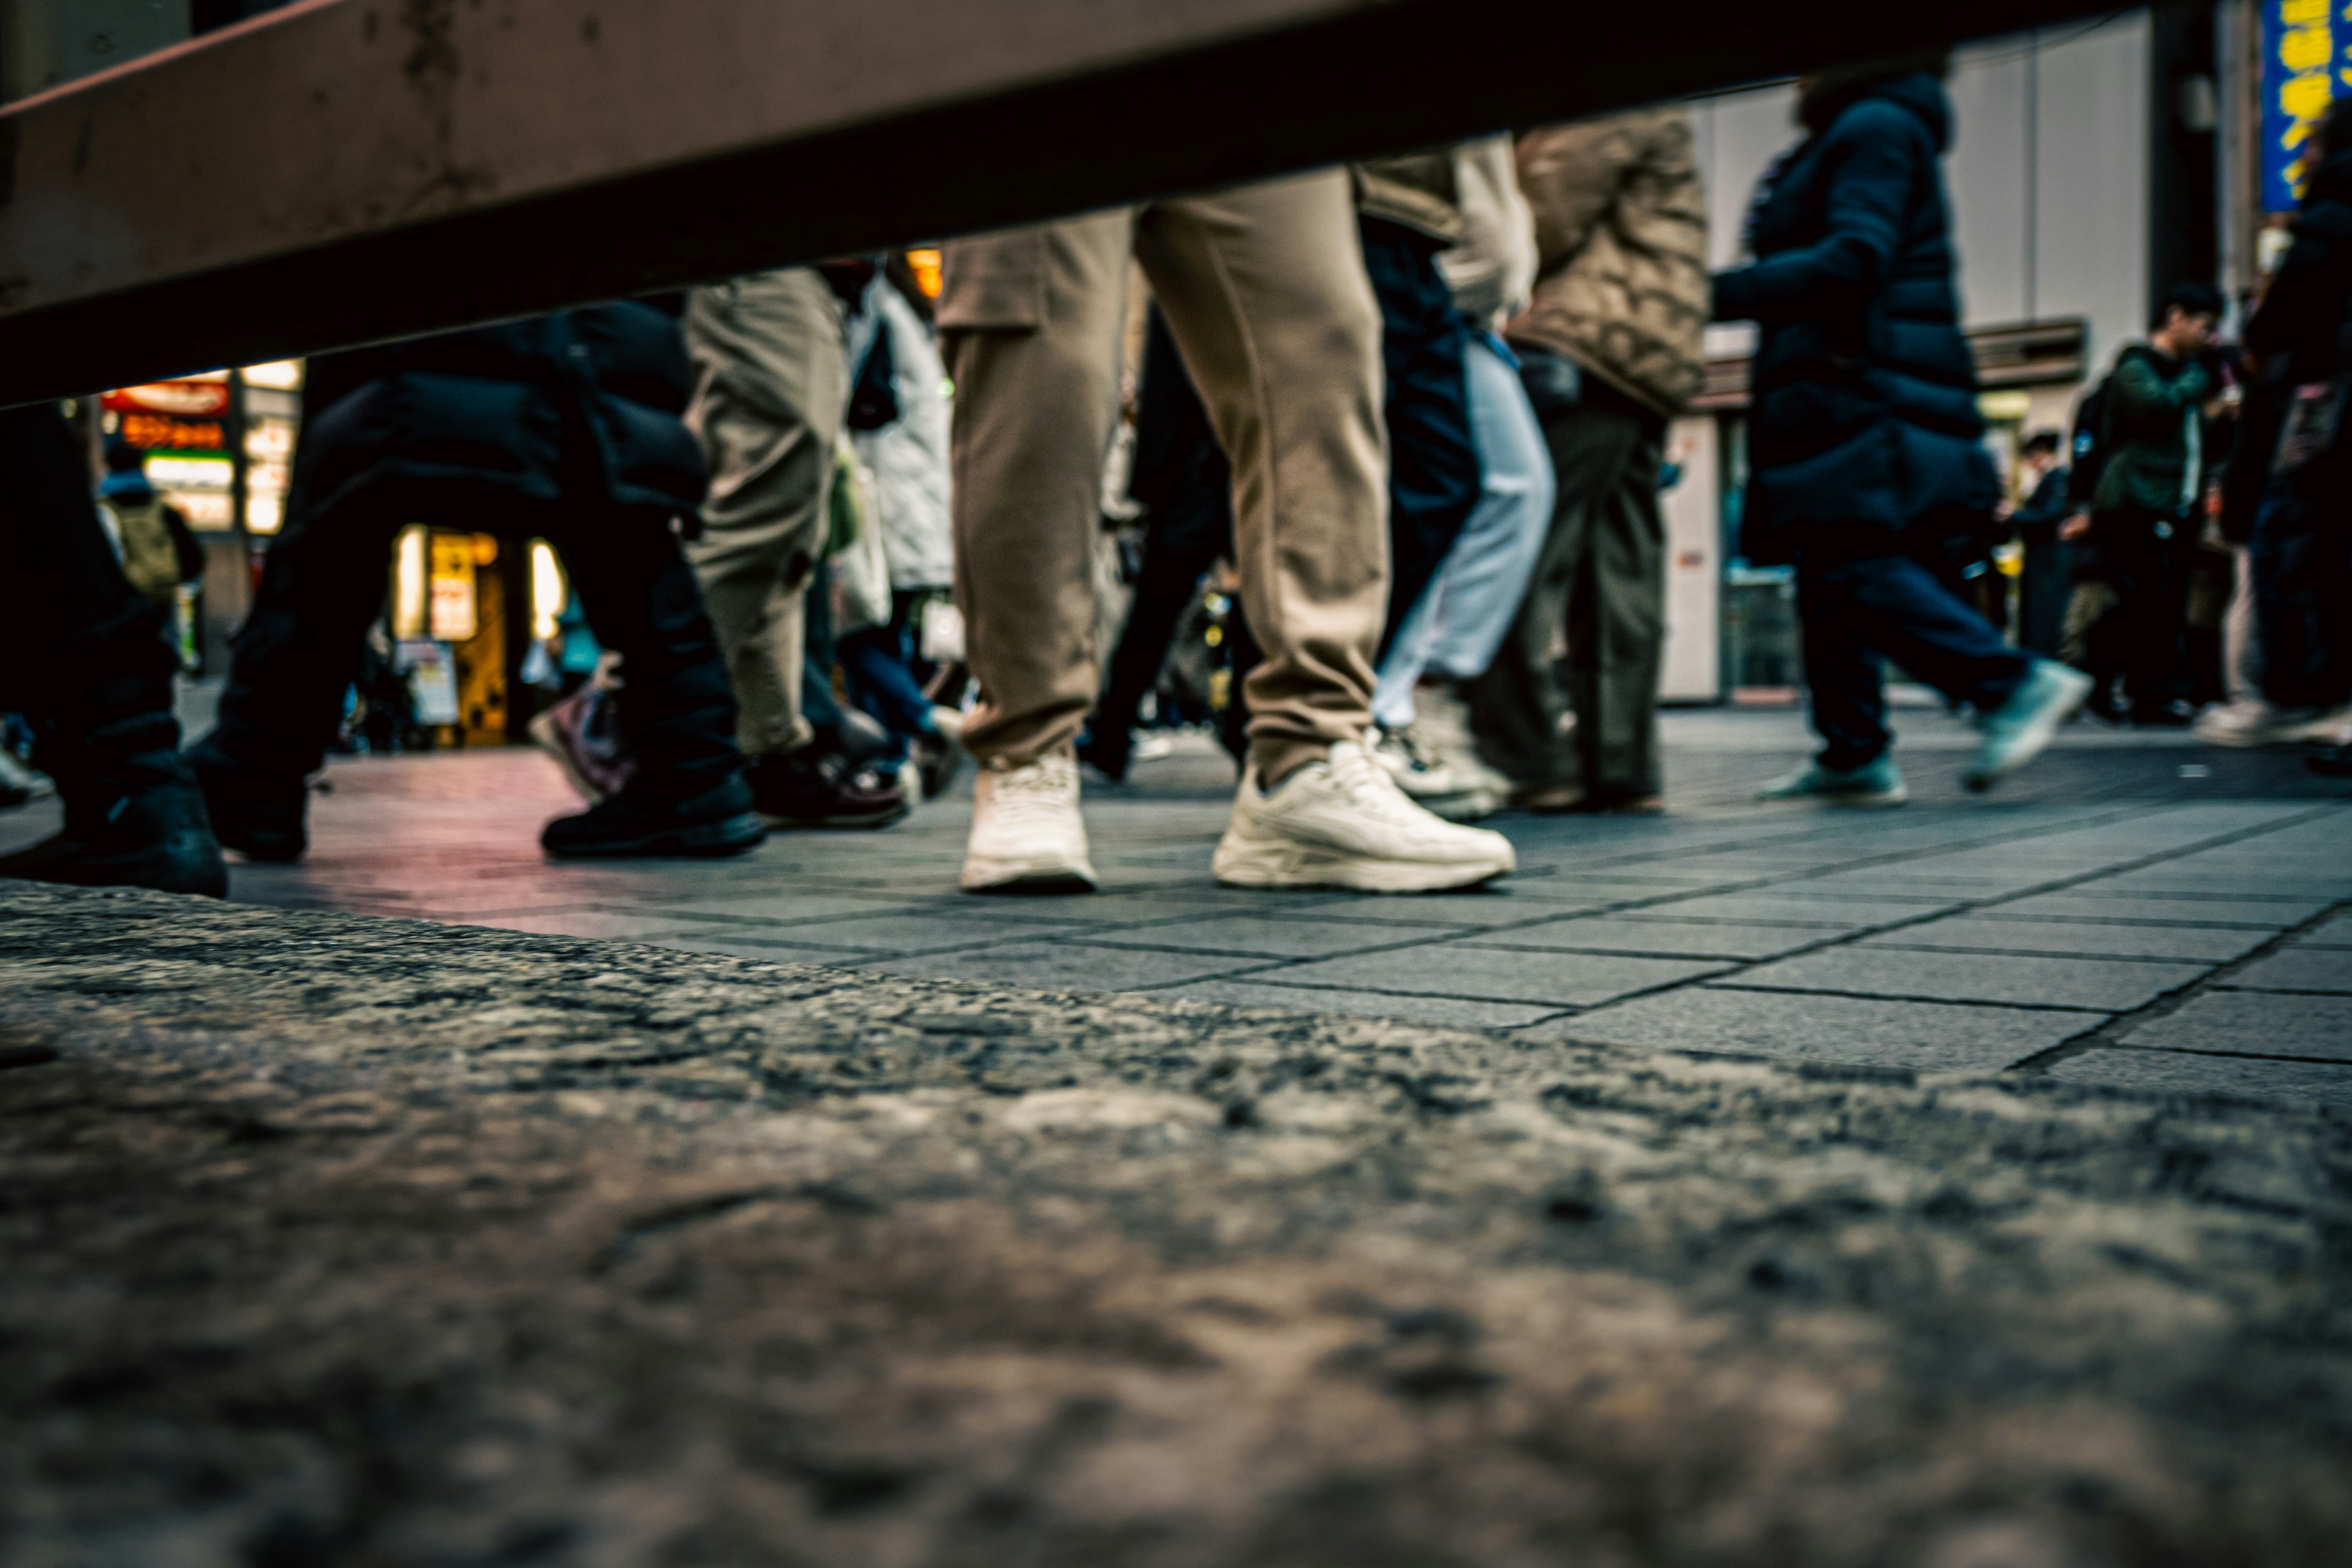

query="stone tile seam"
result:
[2005,892,2352,1076]
[1529,802,2352,1034]
[1700,981,2113,1016]
[2062,1039,2352,1071]
[1856,941,2261,968]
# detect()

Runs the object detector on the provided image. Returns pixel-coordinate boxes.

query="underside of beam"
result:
[0,0,2114,402]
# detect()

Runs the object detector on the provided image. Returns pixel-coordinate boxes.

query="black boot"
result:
[541,775,766,858]
[186,736,311,862]
[1,714,226,899]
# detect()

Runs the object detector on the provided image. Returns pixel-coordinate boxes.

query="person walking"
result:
[2205,99,2352,754]
[2006,430,2074,658]
[187,304,764,861]
[1368,135,1554,822]
[2081,281,2226,729]
[1467,106,1711,815]
[940,170,1514,894]
[680,265,908,829]
[0,403,225,895]
[1714,59,2090,805]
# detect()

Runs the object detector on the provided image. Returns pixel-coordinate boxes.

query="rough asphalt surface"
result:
[2,884,2349,1567]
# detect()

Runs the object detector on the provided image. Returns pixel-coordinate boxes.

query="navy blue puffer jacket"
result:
[289,301,707,524]
[1713,72,1995,556]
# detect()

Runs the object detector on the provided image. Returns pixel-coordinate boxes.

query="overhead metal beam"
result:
[0,0,2116,402]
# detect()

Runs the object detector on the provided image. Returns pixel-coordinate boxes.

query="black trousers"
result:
[0,405,182,803]
[1797,541,2034,773]
[1359,216,1479,658]
[212,481,740,799]
[2085,506,2187,717]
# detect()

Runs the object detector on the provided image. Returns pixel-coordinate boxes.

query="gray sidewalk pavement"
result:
[9,706,2351,1110]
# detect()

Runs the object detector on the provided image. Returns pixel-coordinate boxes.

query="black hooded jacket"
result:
[1712,71,1996,556]
[288,301,707,526]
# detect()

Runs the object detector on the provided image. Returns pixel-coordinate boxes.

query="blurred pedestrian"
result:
[2005,430,2073,658]
[187,304,763,861]
[2080,280,2225,729]
[1368,135,1553,823]
[2207,98,2352,755]
[681,265,908,828]
[1469,106,1711,815]
[0,403,225,895]
[941,171,1514,893]
[95,443,204,617]
[1714,58,2089,805]
[841,260,965,799]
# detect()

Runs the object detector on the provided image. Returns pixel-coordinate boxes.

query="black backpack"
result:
[2065,374,2113,509]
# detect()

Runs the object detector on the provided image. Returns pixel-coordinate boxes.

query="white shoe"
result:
[2193,699,2331,748]
[1406,685,1515,804]
[961,753,1097,893]
[1213,739,1516,892]
[1371,726,1501,823]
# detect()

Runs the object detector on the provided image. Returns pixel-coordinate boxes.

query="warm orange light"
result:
[906,247,943,299]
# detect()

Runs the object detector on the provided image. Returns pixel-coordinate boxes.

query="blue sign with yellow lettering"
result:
[2266,0,2350,211]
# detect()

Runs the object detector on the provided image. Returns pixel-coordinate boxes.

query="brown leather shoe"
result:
[1510,783,1586,813]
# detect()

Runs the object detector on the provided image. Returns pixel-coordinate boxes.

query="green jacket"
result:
[2092,344,2212,517]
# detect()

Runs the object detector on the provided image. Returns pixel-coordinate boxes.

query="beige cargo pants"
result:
[681,267,847,760]
[939,169,1389,783]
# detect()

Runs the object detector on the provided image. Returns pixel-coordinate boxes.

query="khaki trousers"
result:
[682,267,847,759]
[939,170,1388,780]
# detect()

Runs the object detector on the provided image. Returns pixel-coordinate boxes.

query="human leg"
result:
[1466,390,1641,802]
[1357,217,1480,658]
[0,404,223,894]
[1415,336,1555,693]
[535,505,766,857]
[1140,171,1510,889]
[1568,400,1668,804]
[939,210,1134,889]
[1086,538,1223,781]
[681,268,846,761]
[1793,552,1895,775]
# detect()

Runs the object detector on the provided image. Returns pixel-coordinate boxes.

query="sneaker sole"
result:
[544,812,767,859]
[528,711,611,805]
[960,855,1098,894]
[1210,834,1513,893]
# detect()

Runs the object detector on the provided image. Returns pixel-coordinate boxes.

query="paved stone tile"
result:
[768,911,1079,954]
[1540,987,2089,1072]
[644,935,873,965]
[1147,979,1567,1030]
[991,889,1351,925]
[1728,948,2205,1011]
[2117,992,2352,1063]
[2045,1048,2352,1112]
[1466,918,1834,961]
[1268,947,1727,1007]
[1860,916,2270,964]
[1080,915,1457,959]
[2089,867,2352,899]
[2293,911,2352,948]
[1991,891,2324,927]
[1297,889,1634,927]
[461,910,719,941]
[632,891,948,926]
[2223,947,2352,993]
[1630,891,1962,926]
[861,941,1267,992]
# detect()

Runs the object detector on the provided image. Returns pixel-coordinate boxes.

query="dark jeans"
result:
[839,621,937,743]
[2250,488,2352,710]
[213,481,740,800]
[1359,216,1479,658]
[0,405,183,803]
[1797,543,2034,772]
[2085,506,2187,717]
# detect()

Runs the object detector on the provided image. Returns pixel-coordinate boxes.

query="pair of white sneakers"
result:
[961,739,1515,894]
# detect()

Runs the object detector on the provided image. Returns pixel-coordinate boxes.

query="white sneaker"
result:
[1372,726,1500,822]
[961,753,1097,893]
[2193,699,2331,748]
[1213,739,1516,892]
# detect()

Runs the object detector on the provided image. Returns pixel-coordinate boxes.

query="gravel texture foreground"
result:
[2,884,2349,1567]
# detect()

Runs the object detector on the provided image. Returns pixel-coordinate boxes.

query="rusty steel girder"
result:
[0,0,2113,403]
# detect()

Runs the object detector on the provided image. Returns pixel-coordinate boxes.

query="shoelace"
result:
[1321,747,1433,826]
[989,758,1076,827]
